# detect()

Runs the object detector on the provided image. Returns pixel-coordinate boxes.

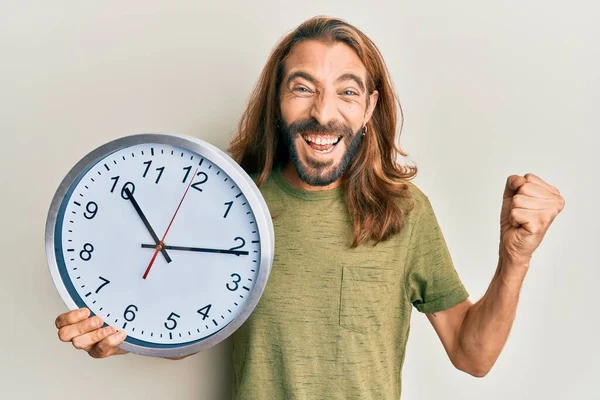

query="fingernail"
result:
[93,317,102,327]
[118,330,126,338]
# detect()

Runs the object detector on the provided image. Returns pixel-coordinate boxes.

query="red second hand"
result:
[142,168,198,279]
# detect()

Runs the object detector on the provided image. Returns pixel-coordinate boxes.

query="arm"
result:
[427,258,528,377]
[427,172,564,377]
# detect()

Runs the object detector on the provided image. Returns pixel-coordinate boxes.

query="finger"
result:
[57,315,104,343]
[524,173,561,196]
[504,175,527,199]
[89,330,127,359]
[71,325,117,351]
[55,308,90,329]
[510,208,545,234]
[511,194,557,211]
[516,181,555,199]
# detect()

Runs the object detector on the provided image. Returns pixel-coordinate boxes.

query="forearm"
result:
[454,258,529,376]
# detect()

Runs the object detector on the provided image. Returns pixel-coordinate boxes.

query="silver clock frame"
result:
[45,133,274,358]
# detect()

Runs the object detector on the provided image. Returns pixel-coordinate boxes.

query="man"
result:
[54,16,565,399]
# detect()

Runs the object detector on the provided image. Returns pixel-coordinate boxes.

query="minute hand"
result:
[141,244,249,256]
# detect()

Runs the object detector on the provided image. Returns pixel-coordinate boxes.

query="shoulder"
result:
[404,180,428,203]
[399,179,431,219]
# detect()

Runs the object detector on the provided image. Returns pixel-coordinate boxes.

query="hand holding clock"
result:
[55,308,194,360]
[55,308,128,359]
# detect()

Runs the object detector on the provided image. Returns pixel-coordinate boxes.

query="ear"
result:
[363,90,379,126]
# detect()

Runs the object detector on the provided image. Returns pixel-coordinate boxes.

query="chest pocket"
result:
[339,266,397,334]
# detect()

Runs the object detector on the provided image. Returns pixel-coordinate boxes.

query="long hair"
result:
[228,16,418,247]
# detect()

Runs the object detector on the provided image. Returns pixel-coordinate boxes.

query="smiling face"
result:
[278,40,379,190]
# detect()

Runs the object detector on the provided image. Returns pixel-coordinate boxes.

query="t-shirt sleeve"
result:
[404,194,469,314]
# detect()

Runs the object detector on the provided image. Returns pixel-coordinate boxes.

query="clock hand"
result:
[123,188,172,263]
[141,243,249,256]
[143,168,198,279]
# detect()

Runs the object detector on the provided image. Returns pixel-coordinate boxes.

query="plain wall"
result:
[2,1,598,399]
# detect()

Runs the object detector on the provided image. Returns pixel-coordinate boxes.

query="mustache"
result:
[284,118,354,137]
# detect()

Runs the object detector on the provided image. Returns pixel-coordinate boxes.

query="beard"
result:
[280,117,364,187]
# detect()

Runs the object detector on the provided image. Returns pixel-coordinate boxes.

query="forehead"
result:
[282,40,367,82]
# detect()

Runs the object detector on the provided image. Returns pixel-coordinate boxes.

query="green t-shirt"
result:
[231,166,469,399]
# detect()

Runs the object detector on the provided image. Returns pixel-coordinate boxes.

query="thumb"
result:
[503,175,526,200]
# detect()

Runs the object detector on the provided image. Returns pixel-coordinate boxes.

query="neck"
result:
[281,162,342,192]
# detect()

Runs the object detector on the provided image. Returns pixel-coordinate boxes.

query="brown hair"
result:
[227,16,418,247]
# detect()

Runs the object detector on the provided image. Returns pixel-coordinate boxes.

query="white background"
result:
[1,1,598,399]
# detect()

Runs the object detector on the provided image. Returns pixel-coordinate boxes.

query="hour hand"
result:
[124,188,172,263]
[141,244,249,256]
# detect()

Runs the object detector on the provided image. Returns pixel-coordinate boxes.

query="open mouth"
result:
[301,135,342,154]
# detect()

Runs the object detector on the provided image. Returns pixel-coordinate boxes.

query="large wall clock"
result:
[45,133,274,358]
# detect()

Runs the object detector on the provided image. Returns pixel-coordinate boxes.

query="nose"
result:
[309,90,338,126]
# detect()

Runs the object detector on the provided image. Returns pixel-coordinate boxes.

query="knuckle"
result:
[94,327,113,343]
[83,316,101,332]
[516,183,527,195]
[103,326,116,337]
[512,194,524,208]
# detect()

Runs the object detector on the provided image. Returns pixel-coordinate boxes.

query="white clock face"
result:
[52,140,266,351]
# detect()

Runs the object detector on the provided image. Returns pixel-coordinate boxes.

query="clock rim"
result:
[45,133,274,358]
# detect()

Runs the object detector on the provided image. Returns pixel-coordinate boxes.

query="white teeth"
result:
[302,136,341,145]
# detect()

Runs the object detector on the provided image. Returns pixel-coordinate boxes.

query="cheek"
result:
[339,103,366,129]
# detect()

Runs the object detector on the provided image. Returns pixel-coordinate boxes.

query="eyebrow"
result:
[335,73,365,92]
[285,71,365,92]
